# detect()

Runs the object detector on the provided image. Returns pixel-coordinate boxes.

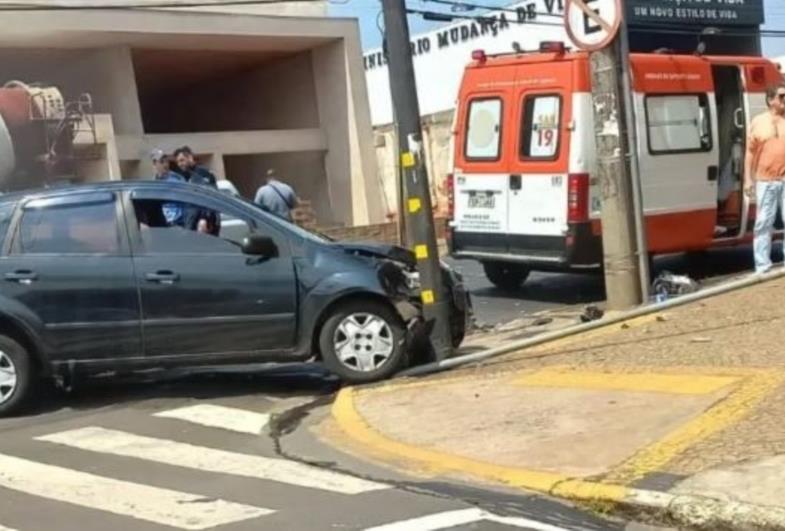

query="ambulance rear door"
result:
[452,65,515,253]
[507,59,574,257]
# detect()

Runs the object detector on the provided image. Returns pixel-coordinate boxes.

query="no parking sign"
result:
[564,0,622,51]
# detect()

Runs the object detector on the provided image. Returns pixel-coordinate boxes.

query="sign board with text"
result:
[626,0,764,27]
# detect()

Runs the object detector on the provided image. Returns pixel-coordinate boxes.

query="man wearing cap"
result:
[254,169,299,222]
[151,149,185,227]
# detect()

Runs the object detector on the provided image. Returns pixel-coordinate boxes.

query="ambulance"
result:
[447,42,783,289]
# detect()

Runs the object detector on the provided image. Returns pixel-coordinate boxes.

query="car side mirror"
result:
[241,234,278,258]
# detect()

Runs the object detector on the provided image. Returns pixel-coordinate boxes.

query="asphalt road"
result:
[0,366,643,531]
[448,244,767,326]
[0,245,758,530]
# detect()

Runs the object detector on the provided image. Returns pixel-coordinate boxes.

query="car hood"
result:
[331,242,416,267]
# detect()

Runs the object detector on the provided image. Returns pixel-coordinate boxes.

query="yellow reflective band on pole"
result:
[408,197,422,213]
[421,290,435,305]
[415,245,429,259]
[401,152,415,168]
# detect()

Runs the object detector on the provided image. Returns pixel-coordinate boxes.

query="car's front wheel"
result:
[0,335,35,417]
[319,300,407,384]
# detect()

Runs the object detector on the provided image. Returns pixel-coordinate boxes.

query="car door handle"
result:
[145,271,180,284]
[4,270,38,284]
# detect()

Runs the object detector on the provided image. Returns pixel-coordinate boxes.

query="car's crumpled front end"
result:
[334,243,472,351]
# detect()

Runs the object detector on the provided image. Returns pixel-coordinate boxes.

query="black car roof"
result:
[0,180,223,205]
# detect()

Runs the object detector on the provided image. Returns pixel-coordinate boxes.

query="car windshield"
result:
[230,194,334,243]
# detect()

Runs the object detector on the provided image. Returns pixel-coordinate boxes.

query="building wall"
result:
[374,110,454,220]
[0,8,381,227]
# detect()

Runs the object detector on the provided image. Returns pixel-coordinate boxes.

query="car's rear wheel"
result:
[0,336,35,417]
[483,261,530,291]
[319,300,407,384]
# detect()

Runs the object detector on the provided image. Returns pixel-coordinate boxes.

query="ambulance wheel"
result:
[483,262,529,291]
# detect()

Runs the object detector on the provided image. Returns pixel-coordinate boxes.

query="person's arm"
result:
[744,120,760,197]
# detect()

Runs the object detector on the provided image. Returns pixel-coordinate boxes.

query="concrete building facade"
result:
[0,5,383,226]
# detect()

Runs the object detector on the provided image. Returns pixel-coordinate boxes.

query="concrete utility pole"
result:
[589,38,644,310]
[381,0,453,360]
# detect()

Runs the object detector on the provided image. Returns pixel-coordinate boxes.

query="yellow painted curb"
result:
[331,387,630,503]
[331,366,785,505]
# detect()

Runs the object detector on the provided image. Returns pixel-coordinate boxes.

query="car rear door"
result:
[125,189,298,359]
[0,191,141,363]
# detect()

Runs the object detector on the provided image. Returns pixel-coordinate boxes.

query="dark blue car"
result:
[0,181,469,416]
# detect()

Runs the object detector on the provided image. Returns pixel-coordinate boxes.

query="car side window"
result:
[132,198,254,254]
[16,196,120,255]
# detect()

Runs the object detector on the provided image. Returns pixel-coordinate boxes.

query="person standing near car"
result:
[151,149,185,227]
[745,83,785,274]
[254,169,299,222]
[173,146,219,234]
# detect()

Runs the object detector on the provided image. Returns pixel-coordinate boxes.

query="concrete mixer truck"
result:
[0,81,94,191]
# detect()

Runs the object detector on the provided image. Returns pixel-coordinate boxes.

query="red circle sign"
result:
[564,0,622,52]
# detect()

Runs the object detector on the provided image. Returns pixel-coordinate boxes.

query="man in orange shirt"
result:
[745,83,785,273]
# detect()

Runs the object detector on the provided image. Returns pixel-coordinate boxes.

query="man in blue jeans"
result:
[745,83,785,273]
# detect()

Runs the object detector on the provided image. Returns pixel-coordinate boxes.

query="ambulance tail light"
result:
[471,49,487,63]
[540,41,566,55]
[446,173,455,219]
[567,173,590,223]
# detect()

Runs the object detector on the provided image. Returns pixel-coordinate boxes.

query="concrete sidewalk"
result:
[324,276,785,529]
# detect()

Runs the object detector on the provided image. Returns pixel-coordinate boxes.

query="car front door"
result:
[125,189,298,359]
[0,191,141,363]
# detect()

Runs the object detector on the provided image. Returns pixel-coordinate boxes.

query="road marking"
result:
[153,404,270,435]
[365,508,571,531]
[0,453,271,530]
[604,370,785,484]
[515,367,739,395]
[37,427,388,495]
[331,387,628,500]
[0,525,19,531]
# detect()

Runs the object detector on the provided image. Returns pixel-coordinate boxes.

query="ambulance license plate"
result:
[468,192,495,209]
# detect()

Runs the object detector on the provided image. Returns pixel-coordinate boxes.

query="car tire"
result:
[319,300,407,384]
[483,261,530,291]
[0,335,35,417]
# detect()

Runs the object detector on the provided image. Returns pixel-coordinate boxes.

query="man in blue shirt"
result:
[173,146,220,234]
[151,149,185,226]
[254,169,299,222]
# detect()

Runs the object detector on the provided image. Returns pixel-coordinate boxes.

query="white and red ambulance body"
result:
[447,43,783,289]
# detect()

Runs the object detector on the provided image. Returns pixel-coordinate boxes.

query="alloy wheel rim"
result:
[333,313,394,373]
[0,351,17,405]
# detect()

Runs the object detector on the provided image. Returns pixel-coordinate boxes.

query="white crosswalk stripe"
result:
[364,508,572,531]
[153,404,271,435]
[37,426,389,494]
[0,453,272,530]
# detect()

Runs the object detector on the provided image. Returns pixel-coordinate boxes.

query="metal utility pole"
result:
[589,38,644,310]
[381,0,453,360]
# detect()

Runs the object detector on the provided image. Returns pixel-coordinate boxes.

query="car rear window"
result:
[16,195,120,255]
